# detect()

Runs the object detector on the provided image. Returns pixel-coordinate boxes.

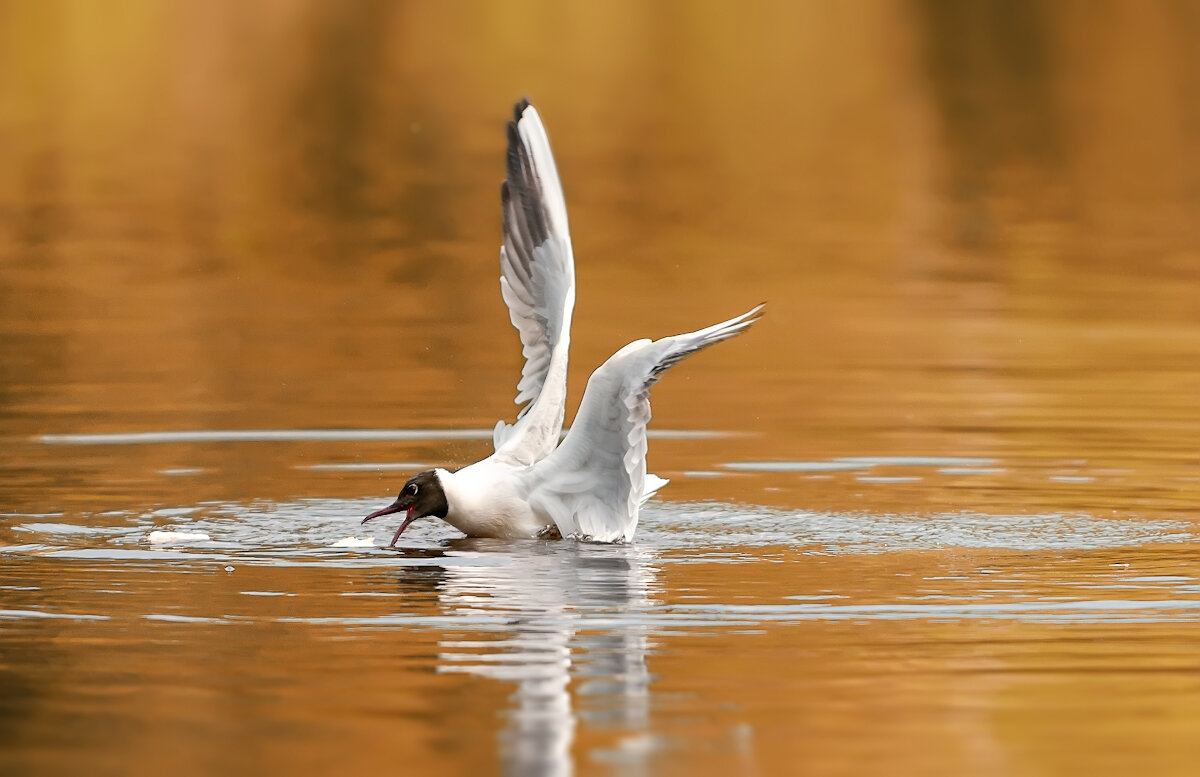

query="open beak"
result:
[363,501,418,547]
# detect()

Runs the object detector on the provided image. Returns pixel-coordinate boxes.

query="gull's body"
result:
[364,101,761,544]
[436,462,543,539]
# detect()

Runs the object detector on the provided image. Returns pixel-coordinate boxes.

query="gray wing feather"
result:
[528,305,763,541]
[493,101,576,462]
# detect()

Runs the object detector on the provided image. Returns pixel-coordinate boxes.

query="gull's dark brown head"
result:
[362,470,449,547]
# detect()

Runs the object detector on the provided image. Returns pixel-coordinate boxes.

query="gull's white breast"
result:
[438,463,551,539]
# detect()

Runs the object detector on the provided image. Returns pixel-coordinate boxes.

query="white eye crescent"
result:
[407,483,419,496]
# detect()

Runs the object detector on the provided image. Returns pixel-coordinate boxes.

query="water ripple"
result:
[1,498,1193,563]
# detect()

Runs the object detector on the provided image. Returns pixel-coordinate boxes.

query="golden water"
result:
[3,2,1200,775]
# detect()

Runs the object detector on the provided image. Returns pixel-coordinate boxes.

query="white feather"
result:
[527,306,764,542]
[493,103,576,466]
[368,101,762,546]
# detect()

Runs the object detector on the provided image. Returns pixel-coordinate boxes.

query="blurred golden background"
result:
[2,0,1198,515]
[2,2,1200,776]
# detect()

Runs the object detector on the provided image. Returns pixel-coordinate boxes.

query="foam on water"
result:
[147,530,211,544]
[332,536,376,547]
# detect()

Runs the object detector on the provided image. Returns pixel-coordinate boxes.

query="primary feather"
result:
[493,101,577,466]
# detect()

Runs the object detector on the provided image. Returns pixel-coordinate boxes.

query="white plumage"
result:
[492,103,575,466]
[363,101,761,544]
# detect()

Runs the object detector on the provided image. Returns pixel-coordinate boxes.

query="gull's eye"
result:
[407,483,419,496]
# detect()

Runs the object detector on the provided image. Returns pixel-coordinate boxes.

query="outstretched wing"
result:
[526,305,764,542]
[493,99,577,466]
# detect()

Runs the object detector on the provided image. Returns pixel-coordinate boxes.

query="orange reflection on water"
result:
[2,2,1200,776]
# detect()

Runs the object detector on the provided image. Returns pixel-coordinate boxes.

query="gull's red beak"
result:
[363,501,405,524]
[363,502,418,547]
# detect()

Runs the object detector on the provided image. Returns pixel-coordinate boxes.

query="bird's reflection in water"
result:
[408,538,658,777]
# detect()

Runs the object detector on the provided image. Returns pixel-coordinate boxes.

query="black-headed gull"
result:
[364,100,761,544]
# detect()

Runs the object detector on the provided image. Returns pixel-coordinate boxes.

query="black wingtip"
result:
[500,98,550,246]
[505,121,523,178]
[513,98,533,122]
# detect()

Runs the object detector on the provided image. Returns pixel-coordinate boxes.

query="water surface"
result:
[3,2,1200,776]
